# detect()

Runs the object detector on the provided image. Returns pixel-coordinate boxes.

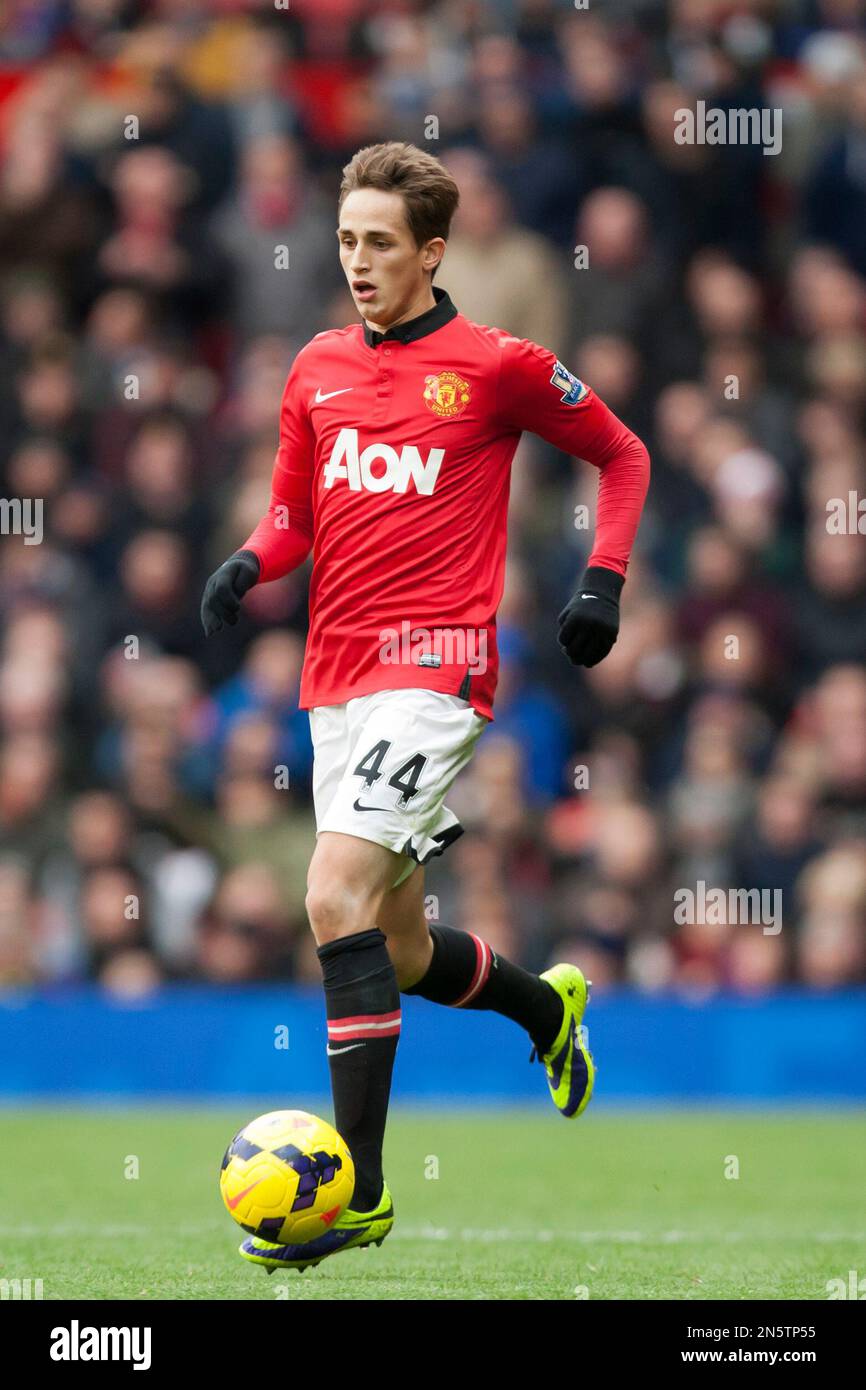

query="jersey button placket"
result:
[371,343,395,423]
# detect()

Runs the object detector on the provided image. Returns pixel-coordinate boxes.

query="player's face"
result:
[338,188,444,329]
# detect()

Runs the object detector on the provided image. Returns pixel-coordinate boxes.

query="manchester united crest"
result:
[423,370,471,417]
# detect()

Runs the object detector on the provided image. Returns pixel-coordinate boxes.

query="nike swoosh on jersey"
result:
[315,386,354,402]
[352,798,386,813]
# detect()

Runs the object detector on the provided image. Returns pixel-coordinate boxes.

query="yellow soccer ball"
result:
[220,1110,355,1246]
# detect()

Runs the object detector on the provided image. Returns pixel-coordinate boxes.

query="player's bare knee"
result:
[305,877,381,944]
[306,883,352,942]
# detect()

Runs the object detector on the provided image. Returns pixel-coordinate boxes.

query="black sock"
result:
[317,928,400,1212]
[404,924,563,1053]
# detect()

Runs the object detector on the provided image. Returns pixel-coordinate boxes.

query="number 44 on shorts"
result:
[353,739,428,809]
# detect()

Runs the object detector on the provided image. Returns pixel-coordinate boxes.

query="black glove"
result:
[201,550,260,636]
[557,565,624,668]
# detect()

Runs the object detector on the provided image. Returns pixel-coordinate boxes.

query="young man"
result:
[202,142,650,1273]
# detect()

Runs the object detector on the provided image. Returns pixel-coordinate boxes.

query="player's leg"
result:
[378,865,561,1051]
[305,829,404,1214]
[375,863,432,987]
[378,866,594,1119]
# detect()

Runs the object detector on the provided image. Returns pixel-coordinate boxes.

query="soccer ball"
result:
[220,1110,355,1246]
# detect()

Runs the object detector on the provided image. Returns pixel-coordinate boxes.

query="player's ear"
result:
[423,237,446,274]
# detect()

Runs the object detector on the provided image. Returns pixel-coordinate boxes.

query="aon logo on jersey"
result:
[323,427,444,495]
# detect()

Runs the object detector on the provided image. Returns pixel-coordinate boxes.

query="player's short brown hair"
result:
[339,142,460,253]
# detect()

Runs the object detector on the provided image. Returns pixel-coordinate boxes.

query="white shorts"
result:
[309,688,488,888]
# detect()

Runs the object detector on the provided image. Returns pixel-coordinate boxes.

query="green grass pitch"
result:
[1,1108,863,1300]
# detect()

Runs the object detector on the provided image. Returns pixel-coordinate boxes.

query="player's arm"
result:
[201,358,315,636]
[497,336,650,667]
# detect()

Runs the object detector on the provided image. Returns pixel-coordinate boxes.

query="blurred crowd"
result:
[1,0,865,997]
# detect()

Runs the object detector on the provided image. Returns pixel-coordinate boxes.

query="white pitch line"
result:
[391,1228,866,1245]
[0,1224,863,1244]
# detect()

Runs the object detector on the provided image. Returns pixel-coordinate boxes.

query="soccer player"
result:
[202,142,650,1273]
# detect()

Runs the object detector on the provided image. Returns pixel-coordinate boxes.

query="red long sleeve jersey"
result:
[242,290,650,720]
